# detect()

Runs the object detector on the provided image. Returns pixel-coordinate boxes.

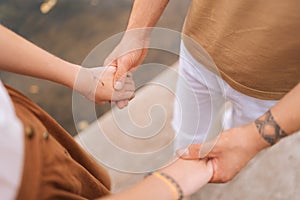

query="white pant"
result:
[172,42,278,149]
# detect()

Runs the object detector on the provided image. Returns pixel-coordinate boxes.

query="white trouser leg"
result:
[172,42,277,150]
[172,42,226,149]
[226,86,278,128]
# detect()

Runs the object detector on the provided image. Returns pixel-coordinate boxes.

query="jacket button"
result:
[25,126,34,139]
[43,131,49,140]
[64,150,69,156]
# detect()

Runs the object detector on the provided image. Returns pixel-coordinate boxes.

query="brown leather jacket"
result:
[6,86,110,200]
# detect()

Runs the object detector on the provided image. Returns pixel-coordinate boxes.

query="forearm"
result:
[99,159,213,199]
[98,176,173,200]
[0,25,80,89]
[255,82,300,147]
[270,83,300,134]
[127,0,169,30]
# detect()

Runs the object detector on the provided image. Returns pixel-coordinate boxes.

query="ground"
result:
[0,0,190,135]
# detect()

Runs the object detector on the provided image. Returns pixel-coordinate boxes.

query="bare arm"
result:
[255,82,300,145]
[97,158,213,200]
[180,82,300,183]
[105,0,169,89]
[0,25,135,104]
[127,0,169,30]
[0,25,79,89]
[100,175,175,200]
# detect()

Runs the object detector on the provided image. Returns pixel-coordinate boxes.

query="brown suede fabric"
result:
[183,0,300,100]
[6,86,110,200]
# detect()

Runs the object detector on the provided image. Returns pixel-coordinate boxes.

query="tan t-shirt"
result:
[183,0,300,100]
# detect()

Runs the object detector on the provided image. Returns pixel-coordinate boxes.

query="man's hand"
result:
[75,66,135,108]
[178,123,270,183]
[104,31,148,109]
[103,0,169,107]
[104,32,149,90]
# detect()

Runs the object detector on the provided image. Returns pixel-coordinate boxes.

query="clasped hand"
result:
[178,123,270,183]
[74,66,135,108]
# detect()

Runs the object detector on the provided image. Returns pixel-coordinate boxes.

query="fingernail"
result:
[176,148,190,157]
[114,81,122,90]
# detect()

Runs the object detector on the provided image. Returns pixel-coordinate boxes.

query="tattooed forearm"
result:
[255,110,288,145]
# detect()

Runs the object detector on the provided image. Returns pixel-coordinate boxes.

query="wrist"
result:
[70,66,94,97]
[145,172,182,200]
[122,28,151,45]
[235,123,270,158]
[254,110,288,146]
[66,63,81,90]
[248,122,271,152]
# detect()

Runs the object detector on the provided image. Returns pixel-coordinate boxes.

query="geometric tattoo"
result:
[254,110,288,145]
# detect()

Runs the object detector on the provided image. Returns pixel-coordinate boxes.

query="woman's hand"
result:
[74,66,135,107]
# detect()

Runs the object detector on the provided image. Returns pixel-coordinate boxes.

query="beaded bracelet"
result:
[146,172,184,200]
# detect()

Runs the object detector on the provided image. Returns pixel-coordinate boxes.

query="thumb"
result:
[113,66,128,90]
[114,56,132,90]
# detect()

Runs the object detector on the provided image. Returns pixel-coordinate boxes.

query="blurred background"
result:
[0,0,190,136]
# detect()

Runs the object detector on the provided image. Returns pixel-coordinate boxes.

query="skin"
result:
[107,0,300,184]
[0,24,214,199]
[75,66,135,104]
[105,0,169,88]
[0,25,134,105]
[179,83,300,183]
[104,0,169,108]
[99,158,213,200]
